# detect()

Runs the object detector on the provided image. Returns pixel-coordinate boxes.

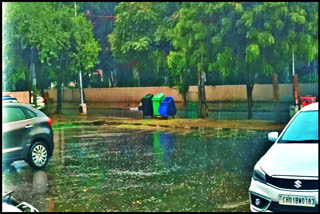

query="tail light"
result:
[47,117,52,128]
[42,97,45,103]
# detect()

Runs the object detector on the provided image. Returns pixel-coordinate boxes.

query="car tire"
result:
[28,142,49,169]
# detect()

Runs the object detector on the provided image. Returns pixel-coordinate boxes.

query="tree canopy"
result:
[4,2,100,112]
[3,2,318,117]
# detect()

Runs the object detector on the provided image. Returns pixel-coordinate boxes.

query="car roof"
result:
[3,102,48,117]
[3,102,33,108]
[300,102,318,111]
[2,96,17,100]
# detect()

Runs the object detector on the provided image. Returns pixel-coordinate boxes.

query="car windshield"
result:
[278,110,318,143]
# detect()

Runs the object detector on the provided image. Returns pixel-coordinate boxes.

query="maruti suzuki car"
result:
[2,103,54,169]
[249,102,318,212]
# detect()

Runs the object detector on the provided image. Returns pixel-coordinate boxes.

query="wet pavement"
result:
[2,125,274,212]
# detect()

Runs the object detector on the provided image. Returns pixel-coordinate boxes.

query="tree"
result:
[108,2,167,87]
[79,2,118,87]
[167,3,209,118]
[247,2,318,107]
[3,18,30,92]
[5,2,100,113]
[204,3,272,119]
[167,51,189,109]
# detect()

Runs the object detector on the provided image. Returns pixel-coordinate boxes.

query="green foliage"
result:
[246,44,260,63]
[166,3,208,98]
[211,47,234,78]
[109,2,165,63]
[5,2,100,81]
[299,72,318,83]
[7,65,26,83]
[4,1,318,93]
[167,51,185,75]
[71,13,101,72]
[108,2,167,86]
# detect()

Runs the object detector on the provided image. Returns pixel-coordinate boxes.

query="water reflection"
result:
[2,127,272,212]
[160,132,176,169]
[32,170,48,194]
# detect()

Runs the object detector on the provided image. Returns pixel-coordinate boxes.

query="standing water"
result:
[3,126,273,212]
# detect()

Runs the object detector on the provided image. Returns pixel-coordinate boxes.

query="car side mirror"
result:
[268,132,279,142]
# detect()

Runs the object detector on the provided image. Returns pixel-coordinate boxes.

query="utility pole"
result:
[75,2,87,114]
[292,51,299,109]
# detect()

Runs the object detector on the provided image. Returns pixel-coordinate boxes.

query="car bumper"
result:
[249,178,318,212]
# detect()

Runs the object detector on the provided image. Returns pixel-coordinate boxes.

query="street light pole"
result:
[79,67,84,105]
[75,2,86,114]
[75,2,83,104]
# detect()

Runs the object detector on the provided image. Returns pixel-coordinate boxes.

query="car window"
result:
[279,111,318,143]
[3,107,28,123]
[25,108,37,118]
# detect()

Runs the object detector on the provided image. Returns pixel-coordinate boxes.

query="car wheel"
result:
[28,142,49,169]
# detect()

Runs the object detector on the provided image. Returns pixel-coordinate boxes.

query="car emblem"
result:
[294,180,302,189]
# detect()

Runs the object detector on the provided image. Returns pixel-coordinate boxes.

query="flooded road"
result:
[2,126,273,212]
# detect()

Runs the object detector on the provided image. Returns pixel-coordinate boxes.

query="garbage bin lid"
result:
[152,93,165,100]
[143,94,153,99]
[161,96,173,103]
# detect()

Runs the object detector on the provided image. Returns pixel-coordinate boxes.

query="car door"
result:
[2,106,35,161]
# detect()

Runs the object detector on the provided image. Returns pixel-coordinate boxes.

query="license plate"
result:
[279,194,316,207]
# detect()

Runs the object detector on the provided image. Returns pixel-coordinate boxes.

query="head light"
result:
[253,164,266,183]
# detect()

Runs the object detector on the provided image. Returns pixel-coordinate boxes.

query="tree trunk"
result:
[25,46,31,104]
[56,53,64,113]
[111,59,117,87]
[179,74,187,110]
[56,72,63,113]
[246,83,254,120]
[182,92,187,110]
[293,74,299,106]
[28,49,32,105]
[132,64,140,87]
[34,51,42,107]
[110,70,115,87]
[273,73,281,123]
[198,71,208,118]
[312,60,317,74]
[30,48,37,108]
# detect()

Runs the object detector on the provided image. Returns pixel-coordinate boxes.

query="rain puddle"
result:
[2,126,273,212]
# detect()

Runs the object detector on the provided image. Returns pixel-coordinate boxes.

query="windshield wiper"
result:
[279,139,318,143]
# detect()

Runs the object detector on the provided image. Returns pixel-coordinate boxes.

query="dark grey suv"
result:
[2,103,54,169]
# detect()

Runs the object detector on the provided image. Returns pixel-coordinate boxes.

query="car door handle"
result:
[25,124,33,129]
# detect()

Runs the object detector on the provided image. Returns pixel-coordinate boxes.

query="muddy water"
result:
[2,126,273,212]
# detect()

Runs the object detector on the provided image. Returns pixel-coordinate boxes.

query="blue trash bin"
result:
[158,96,177,117]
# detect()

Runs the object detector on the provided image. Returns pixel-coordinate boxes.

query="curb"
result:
[53,119,284,131]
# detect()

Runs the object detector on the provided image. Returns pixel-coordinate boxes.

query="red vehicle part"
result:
[300,96,316,107]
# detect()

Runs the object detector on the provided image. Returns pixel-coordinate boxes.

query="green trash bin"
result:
[152,93,165,116]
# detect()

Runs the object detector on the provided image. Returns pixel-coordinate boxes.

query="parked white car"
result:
[31,96,45,110]
[249,102,318,212]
